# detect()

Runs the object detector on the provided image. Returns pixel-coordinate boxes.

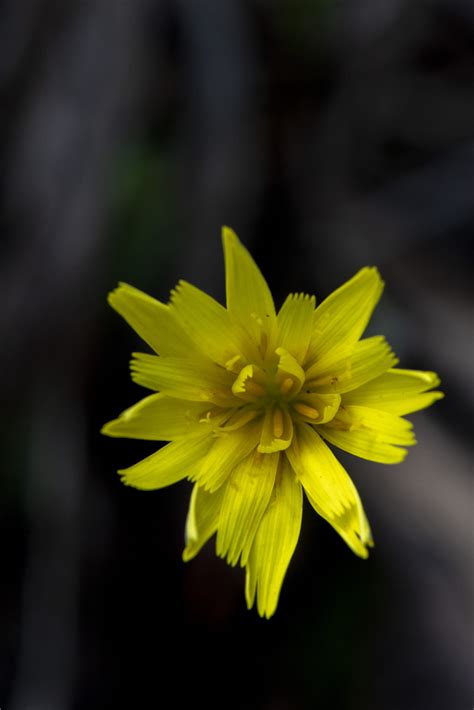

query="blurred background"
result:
[1,0,473,708]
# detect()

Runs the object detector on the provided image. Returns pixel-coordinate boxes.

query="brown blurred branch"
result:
[6,1,153,708]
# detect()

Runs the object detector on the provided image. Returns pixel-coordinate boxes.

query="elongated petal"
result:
[277,293,315,364]
[245,459,302,618]
[305,336,398,394]
[108,282,197,357]
[130,353,237,407]
[216,450,279,567]
[101,394,211,441]
[319,405,416,464]
[169,280,240,366]
[119,435,213,490]
[342,368,444,415]
[222,227,276,343]
[286,424,372,558]
[183,483,226,561]
[191,422,262,492]
[305,267,384,366]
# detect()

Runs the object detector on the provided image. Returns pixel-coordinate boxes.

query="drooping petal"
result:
[277,293,316,364]
[287,424,372,558]
[119,435,213,490]
[130,353,238,407]
[101,394,212,441]
[183,483,226,561]
[258,406,294,453]
[305,336,398,394]
[231,364,266,401]
[275,348,306,394]
[292,393,341,424]
[108,282,197,357]
[342,368,444,415]
[245,458,302,619]
[216,449,279,567]
[169,280,240,366]
[305,267,384,366]
[318,405,416,464]
[191,422,262,492]
[222,227,276,344]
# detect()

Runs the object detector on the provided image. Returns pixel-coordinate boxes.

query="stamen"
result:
[273,407,284,438]
[225,354,244,373]
[280,377,294,394]
[199,406,223,423]
[294,402,319,419]
[245,380,265,398]
[219,409,259,431]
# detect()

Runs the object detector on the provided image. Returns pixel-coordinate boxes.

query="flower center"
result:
[216,347,342,451]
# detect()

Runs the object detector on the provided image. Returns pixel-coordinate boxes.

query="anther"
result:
[280,377,294,394]
[245,380,265,398]
[273,408,284,438]
[294,402,319,419]
[225,354,244,373]
[199,407,222,422]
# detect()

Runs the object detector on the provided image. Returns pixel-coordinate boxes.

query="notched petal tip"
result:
[107,281,152,308]
[358,265,385,289]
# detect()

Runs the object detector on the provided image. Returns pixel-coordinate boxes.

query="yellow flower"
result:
[102,227,443,618]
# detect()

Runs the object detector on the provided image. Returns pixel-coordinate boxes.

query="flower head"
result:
[102,227,443,618]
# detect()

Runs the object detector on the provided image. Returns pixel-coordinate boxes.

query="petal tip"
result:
[100,421,116,437]
[222,226,239,250]
[182,547,194,563]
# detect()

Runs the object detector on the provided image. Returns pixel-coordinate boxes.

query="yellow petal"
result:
[169,280,240,366]
[222,227,276,344]
[231,364,262,400]
[275,347,305,393]
[305,336,398,394]
[108,282,197,357]
[183,483,226,561]
[245,458,302,619]
[216,450,279,567]
[191,422,262,492]
[319,405,416,464]
[277,293,316,364]
[130,353,237,407]
[292,393,341,424]
[287,424,372,558]
[305,267,384,366]
[119,435,213,490]
[258,406,294,453]
[101,394,211,441]
[342,368,444,415]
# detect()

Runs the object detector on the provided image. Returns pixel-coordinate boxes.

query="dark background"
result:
[1,1,473,708]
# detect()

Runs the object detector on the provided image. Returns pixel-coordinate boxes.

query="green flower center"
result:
[215,347,342,453]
